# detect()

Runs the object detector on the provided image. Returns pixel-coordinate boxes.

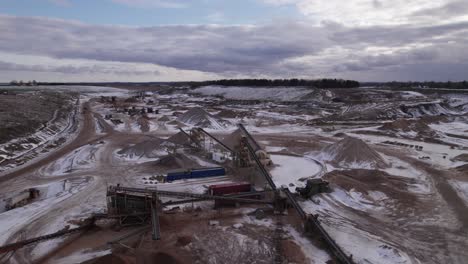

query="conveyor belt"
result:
[282,188,306,220]
[242,138,277,190]
[110,186,273,204]
[150,192,161,240]
[178,128,201,148]
[237,124,277,190]
[237,123,261,151]
[162,190,273,206]
[282,189,354,264]
[197,128,234,153]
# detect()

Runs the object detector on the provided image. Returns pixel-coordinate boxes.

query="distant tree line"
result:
[9,80,37,86]
[190,78,360,89]
[364,81,468,89]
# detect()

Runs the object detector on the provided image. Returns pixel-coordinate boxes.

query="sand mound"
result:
[157,153,199,169]
[456,163,468,172]
[177,107,230,129]
[379,119,432,133]
[321,136,387,169]
[324,169,416,202]
[166,131,191,146]
[453,153,468,162]
[379,119,438,139]
[117,138,168,159]
[216,109,239,118]
[166,120,186,128]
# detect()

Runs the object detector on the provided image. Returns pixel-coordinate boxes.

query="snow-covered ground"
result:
[0,177,93,245]
[300,198,413,264]
[269,154,322,192]
[191,86,311,101]
[346,132,467,168]
[39,142,105,176]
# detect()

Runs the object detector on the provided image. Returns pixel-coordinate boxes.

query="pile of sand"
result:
[216,109,239,118]
[379,119,432,133]
[177,107,230,129]
[157,153,199,169]
[166,131,192,146]
[320,136,387,169]
[117,137,168,159]
[452,153,468,162]
[456,163,468,173]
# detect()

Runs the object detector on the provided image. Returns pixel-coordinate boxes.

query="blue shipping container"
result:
[166,167,225,182]
[190,167,225,178]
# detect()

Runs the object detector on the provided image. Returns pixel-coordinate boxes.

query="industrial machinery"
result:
[296,179,330,198]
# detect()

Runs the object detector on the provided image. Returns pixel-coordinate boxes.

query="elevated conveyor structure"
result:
[282,188,354,264]
[196,127,234,154]
[237,124,277,190]
[109,186,273,205]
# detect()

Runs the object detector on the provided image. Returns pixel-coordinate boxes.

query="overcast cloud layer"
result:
[1,0,467,81]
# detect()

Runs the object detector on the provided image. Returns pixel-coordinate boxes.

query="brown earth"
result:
[324,169,417,203]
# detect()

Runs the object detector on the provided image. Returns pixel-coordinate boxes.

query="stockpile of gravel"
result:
[166,131,192,146]
[177,107,230,129]
[320,136,387,169]
[117,137,168,159]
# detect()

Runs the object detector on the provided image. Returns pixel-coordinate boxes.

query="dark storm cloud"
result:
[0,16,329,74]
[0,60,160,75]
[0,14,467,80]
[334,48,440,72]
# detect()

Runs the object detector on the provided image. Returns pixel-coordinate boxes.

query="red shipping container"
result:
[209,182,251,196]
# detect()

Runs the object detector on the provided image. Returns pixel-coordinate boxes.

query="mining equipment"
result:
[296,179,330,198]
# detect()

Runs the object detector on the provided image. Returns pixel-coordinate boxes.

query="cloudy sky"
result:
[0,0,467,82]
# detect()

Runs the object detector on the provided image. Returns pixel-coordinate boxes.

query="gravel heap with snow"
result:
[378,119,439,139]
[157,153,200,169]
[221,128,265,151]
[177,107,230,129]
[166,131,192,146]
[320,136,387,169]
[117,138,168,160]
